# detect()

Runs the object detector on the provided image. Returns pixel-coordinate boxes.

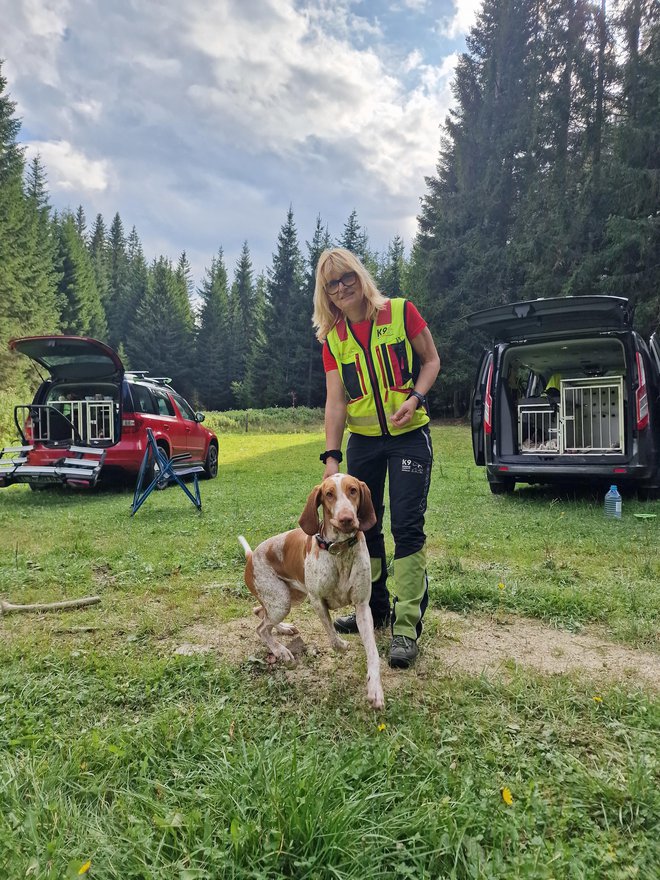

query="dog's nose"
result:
[338,513,355,526]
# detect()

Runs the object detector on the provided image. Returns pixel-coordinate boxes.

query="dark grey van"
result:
[468,296,660,497]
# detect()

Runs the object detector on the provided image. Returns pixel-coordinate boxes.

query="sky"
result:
[1,0,481,287]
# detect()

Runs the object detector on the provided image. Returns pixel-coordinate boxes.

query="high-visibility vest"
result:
[326,298,429,437]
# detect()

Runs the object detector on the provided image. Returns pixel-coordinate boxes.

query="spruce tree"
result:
[304,216,332,407]
[242,273,271,408]
[23,156,61,336]
[378,235,406,298]
[126,257,194,391]
[105,213,131,348]
[195,249,232,409]
[261,207,307,406]
[0,62,30,387]
[55,212,107,338]
[229,242,256,399]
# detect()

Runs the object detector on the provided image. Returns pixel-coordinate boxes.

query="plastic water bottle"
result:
[604,485,622,519]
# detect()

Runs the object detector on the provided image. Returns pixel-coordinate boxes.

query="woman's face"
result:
[323,264,364,314]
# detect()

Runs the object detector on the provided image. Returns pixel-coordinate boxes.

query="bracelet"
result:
[407,390,427,408]
[320,449,343,464]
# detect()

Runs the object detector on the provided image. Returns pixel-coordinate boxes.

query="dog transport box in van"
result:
[468,296,660,498]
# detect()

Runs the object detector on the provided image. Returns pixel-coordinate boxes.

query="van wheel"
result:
[488,477,515,495]
[203,442,218,479]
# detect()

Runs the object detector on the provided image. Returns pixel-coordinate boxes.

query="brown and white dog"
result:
[238,474,384,710]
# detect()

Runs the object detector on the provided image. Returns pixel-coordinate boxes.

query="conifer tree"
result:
[229,241,256,398]
[126,257,194,391]
[89,213,110,328]
[337,209,378,275]
[195,249,232,409]
[105,212,131,348]
[378,235,406,298]
[55,212,107,338]
[261,207,307,406]
[23,156,61,335]
[596,1,660,334]
[242,273,271,407]
[0,63,29,387]
[304,216,332,407]
[125,227,149,338]
[75,205,87,240]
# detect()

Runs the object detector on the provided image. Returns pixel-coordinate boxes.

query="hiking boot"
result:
[389,635,419,669]
[333,611,391,634]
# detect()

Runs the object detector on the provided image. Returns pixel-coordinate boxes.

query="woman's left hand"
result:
[390,398,418,428]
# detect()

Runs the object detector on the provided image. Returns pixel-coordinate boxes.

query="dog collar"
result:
[315,533,358,555]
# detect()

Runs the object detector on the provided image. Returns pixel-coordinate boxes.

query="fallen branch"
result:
[1,596,101,615]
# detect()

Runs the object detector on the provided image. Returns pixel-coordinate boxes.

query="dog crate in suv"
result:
[468,296,660,497]
[0,336,219,489]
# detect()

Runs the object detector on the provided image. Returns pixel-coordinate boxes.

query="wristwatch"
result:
[407,390,427,408]
[320,449,343,464]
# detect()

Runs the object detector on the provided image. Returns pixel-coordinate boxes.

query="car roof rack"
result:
[125,371,172,385]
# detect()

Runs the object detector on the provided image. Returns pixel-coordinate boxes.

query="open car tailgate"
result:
[0,445,106,488]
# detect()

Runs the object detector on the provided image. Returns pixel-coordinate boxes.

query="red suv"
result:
[0,336,218,488]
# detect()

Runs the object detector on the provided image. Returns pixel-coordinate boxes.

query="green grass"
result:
[0,425,658,878]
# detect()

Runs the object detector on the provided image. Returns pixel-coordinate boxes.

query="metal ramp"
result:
[0,445,106,488]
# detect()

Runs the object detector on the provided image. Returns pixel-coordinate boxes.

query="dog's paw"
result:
[271,644,296,664]
[332,636,350,652]
[367,682,385,710]
[275,622,299,636]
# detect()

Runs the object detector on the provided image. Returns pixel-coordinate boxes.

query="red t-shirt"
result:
[322,300,427,372]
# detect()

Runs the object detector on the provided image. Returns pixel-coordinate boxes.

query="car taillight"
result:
[635,352,649,431]
[484,362,494,435]
[122,416,143,433]
[24,415,33,442]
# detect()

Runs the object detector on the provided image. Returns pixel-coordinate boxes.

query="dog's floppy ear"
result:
[357,480,377,532]
[299,485,322,535]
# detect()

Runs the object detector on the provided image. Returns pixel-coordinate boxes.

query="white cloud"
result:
[184,0,453,198]
[0,0,464,275]
[402,49,424,73]
[24,140,109,193]
[438,0,481,39]
[400,0,428,11]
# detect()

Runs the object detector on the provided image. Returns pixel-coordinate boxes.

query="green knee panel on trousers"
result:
[392,547,428,640]
[370,558,382,583]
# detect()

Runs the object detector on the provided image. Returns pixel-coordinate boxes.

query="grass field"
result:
[0,425,658,879]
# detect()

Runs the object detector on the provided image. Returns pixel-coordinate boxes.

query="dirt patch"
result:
[174,606,659,693]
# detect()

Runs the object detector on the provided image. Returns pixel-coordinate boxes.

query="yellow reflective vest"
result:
[326,298,429,437]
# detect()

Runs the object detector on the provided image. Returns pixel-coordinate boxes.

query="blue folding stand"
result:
[131,428,203,515]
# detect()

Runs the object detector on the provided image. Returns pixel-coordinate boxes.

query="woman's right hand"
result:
[323,458,340,479]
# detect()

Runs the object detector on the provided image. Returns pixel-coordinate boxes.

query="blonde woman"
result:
[313,248,441,668]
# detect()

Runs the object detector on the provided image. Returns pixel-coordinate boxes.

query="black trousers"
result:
[346,426,433,620]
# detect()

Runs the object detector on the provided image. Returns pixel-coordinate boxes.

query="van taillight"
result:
[24,415,33,442]
[122,416,142,433]
[484,362,494,435]
[635,352,649,431]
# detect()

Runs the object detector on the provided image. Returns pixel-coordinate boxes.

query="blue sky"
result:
[1,0,481,287]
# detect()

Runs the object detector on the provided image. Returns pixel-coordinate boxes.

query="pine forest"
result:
[1,0,658,416]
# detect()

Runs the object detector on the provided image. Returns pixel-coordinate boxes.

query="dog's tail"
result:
[238,535,252,559]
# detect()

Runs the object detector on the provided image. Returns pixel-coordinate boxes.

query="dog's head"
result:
[299,474,377,536]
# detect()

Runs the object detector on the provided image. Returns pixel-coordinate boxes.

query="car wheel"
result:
[488,477,515,495]
[204,442,218,479]
[144,443,170,489]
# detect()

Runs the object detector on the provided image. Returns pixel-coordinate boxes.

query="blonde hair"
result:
[312,248,388,341]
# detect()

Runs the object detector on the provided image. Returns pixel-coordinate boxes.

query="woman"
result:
[313,248,441,669]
